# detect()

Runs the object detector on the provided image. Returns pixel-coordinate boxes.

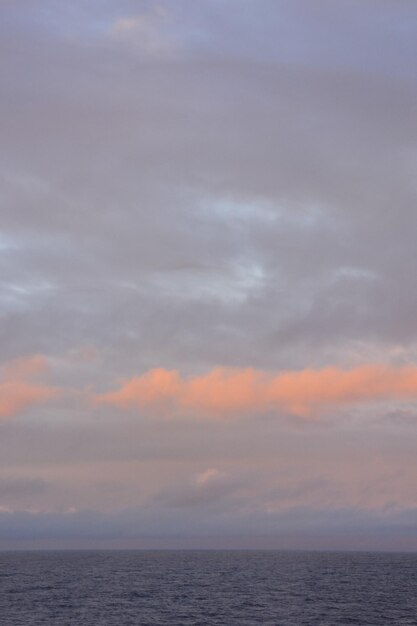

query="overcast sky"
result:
[1,0,417,550]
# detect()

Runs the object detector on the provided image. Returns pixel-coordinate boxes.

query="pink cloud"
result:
[0,355,60,420]
[1,355,49,380]
[96,364,417,419]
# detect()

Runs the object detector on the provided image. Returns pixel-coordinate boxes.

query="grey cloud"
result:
[1,0,417,548]
[0,477,47,499]
[155,471,243,509]
[0,505,416,551]
[1,56,416,369]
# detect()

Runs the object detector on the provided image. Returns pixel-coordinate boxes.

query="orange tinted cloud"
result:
[96,364,417,418]
[0,355,60,420]
[0,381,59,419]
[2,355,49,380]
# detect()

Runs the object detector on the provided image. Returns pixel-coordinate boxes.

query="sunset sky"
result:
[1,0,417,550]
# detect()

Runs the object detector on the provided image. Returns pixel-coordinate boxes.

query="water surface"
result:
[1,550,416,625]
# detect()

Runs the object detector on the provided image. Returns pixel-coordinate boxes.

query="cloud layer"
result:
[0,356,59,420]
[97,364,417,418]
[0,0,416,548]
[4,356,417,422]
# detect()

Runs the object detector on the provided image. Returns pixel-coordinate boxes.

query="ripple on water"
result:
[0,550,416,625]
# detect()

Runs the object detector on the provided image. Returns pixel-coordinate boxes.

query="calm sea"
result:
[0,550,416,625]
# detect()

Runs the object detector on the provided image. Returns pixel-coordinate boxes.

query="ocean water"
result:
[0,550,416,625]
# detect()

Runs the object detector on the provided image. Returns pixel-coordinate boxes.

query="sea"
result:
[0,550,416,625]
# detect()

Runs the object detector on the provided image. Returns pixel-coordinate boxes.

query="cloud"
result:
[156,468,239,508]
[0,504,416,551]
[1,354,48,380]
[0,381,58,420]
[0,477,47,498]
[1,0,416,374]
[0,0,417,548]
[96,363,417,418]
[111,6,177,56]
[0,356,60,420]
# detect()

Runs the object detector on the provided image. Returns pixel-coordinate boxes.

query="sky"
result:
[1,0,417,550]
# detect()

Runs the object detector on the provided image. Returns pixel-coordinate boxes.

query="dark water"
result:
[0,550,416,625]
